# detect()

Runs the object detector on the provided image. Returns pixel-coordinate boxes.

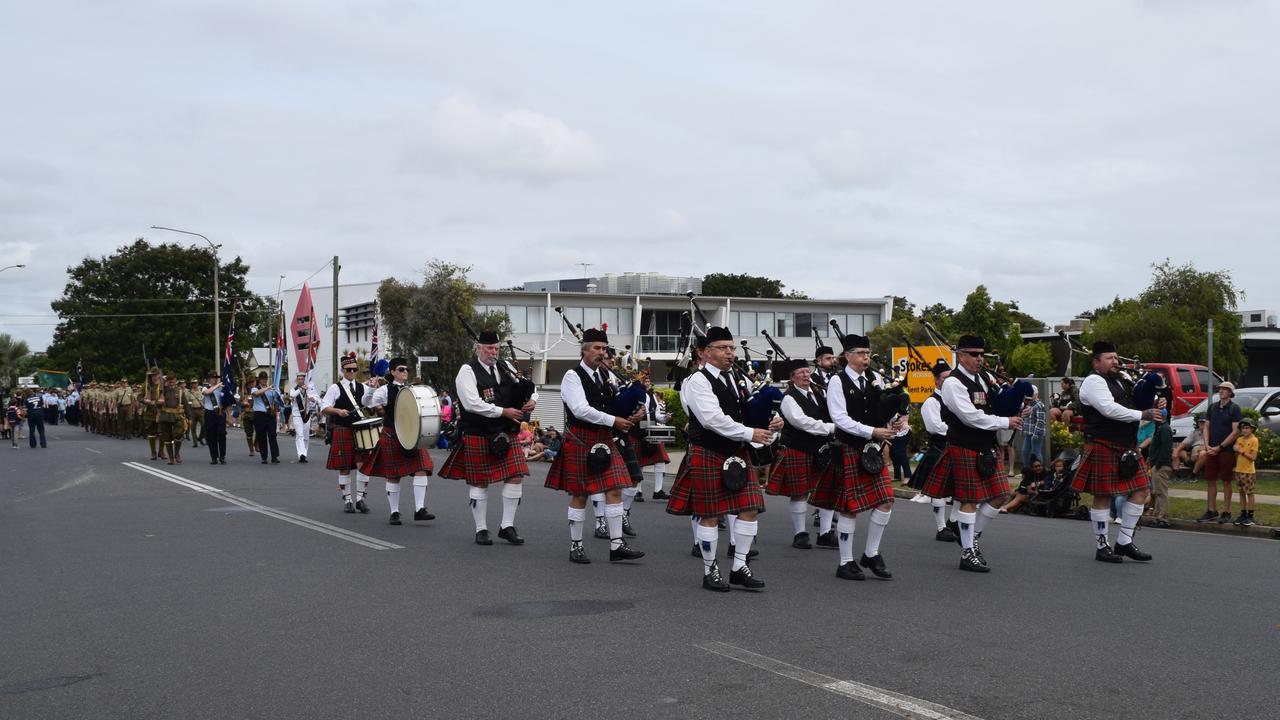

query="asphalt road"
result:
[3,429,1277,720]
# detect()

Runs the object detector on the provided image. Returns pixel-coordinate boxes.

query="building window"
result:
[796,313,830,338]
[775,312,792,337]
[527,306,545,334]
[1251,313,1262,323]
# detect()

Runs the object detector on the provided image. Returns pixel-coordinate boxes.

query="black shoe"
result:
[702,562,730,592]
[972,532,987,567]
[1095,544,1122,563]
[355,498,370,513]
[271,457,280,464]
[651,490,668,500]
[836,561,865,581]
[414,508,436,522]
[1240,513,1256,527]
[729,564,765,589]
[475,529,493,546]
[792,532,812,549]
[1196,509,1218,523]
[497,526,524,545]
[219,458,226,464]
[959,548,989,572]
[1154,519,1172,528]
[593,520,609,539]
[946,519,961,546]
[860,553,892,579]
[815,530,838,548]
[633,491,644,503]
[610,542,645,561]
[691,543,702,558]
[210,460,219,465]
[622,512,637,537]
[1217,511,1232,524]
[389,512,402,526]
[935,527,958,542]
[261,459,268,464]
[343,501,355,514]
[1113,542,1151,561]
[299,455,307,464]
[569,541,590,564]
[726,543,759,559]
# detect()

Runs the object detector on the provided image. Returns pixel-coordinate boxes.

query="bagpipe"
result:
[554,306,646,418]
[921,319,1033,417]
[1057,330,1165,411]
[739,333,783,465]
[668,291,714,384]
[457,314,536,408]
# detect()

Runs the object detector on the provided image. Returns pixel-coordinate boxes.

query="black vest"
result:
[460,358,520,436]
[1081,372,1139,444]
[831,370,879,448]
[780,385,831,455]
[565,365,613,429]
[924,392,947,451]
[328,380,365,428]
[687,368,747,456]
[941,371,998,451]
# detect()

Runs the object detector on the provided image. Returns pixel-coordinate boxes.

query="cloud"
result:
[403,96,606,184]
[810,129,887,188]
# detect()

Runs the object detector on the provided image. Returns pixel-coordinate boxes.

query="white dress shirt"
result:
[779,389,834,437]
[940,366,1010,431]
[921,394,948,436]
[1079,373,1143,423]
[362,382,400,410]
[826,367,879,440]
[560,362,616,428]
[290,385,318,410]
[682,365,754,443]
[456,358,507,419]
[645,391,671,424]
[321,379,363,414]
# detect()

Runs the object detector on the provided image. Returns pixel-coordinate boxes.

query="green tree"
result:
[377,260,511,388]
[0,334,31,389]
[702,273,793,298]
[1081,261,1246,377]
[46,239,273,382]
[1005,342,1055,378]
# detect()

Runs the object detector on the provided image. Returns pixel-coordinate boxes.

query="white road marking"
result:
[122,462,403,551]
[84,447,102,454]
[696,641,984,720]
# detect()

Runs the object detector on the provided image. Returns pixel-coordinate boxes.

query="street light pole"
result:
[151,226,221,374]
[0,264,26,273]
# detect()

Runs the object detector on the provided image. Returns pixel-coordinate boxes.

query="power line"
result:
[0,309,279,319]
[283,258,335,293]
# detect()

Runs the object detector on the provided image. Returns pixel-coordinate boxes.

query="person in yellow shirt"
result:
[1232,418,1259,527]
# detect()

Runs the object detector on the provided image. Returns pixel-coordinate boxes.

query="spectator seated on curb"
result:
[1049,377,1078,425]
[540,427,562,462]
[1173,414,1205,479]
[1000,456,1050,514]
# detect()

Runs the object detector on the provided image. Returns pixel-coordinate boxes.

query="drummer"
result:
[320,353,372,513]
[439,329,538,546]
[359,357,435,526]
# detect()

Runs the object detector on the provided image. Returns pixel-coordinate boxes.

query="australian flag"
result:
[221,306,237,407]
[369,308,388,377]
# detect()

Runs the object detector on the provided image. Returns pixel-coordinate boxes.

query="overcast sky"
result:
[3,1,1277,351]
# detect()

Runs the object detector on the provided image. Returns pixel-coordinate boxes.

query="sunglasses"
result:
[961,351,985,358]
[342,367,357,372]
[394,366,409,372]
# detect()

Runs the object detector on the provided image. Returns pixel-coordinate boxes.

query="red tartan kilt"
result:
[765,446,824,498]
[665,445,766,517]
[921,445,1009,503]
[544,424,632,496]
[358,428,434,478]
[634,436,670,466]
[438,434,530,487]
[1071,439,1150,496]
[807,447,892,514]
[325,426,369,472]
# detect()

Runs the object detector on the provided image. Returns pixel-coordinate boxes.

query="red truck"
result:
[1139,362,1223,418]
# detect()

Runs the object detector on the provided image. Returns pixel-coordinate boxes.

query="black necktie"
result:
[858,375,866,391]
[594,370,604,390]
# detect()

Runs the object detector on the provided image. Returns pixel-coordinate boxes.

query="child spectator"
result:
[516,421,534,455]
[1147,412,1174,528]
[1020,388,1046,468]
[1232,418,1259,527]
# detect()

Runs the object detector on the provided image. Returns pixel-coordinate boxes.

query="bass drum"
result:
[394,385,442,451]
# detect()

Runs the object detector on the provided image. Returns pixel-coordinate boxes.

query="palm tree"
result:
[0,333,31,388]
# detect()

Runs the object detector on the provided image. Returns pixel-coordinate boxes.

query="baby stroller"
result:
[1028,448,1087,519]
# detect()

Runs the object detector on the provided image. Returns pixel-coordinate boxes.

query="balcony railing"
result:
[638,335,684,354]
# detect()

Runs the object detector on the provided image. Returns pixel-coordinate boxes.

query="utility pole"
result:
[1207,318,1215,391]
[332,256,340,386]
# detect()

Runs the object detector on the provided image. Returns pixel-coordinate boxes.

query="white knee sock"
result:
[605,502,625,550]
[956,510,977,550]
[949,502,962,523]
[338,473,350,501]
[468,485,488,531]
[690,516,701,544]
[412,476,428,510]
[818,507,834,535]
[622,485,638,512]
[591,493,605,520]
[696,524,718,574]
[1117,501,1143,546]
[385,480,400,513]
[975,502,1000,535]
[356,472,369,499]
[653,463,665,493]
[568,506,585,542]
[837,515,856,564]
[865,508,891,557]
[931,498,946,531]
[1090,508,1110,547]
[500,483,522,529]
[726,514,738,546]
[732,519,757,571]
[789,500,808,535]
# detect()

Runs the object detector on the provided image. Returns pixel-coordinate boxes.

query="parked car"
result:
[1138,363,1222,419]
[1169,387,1280,442]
